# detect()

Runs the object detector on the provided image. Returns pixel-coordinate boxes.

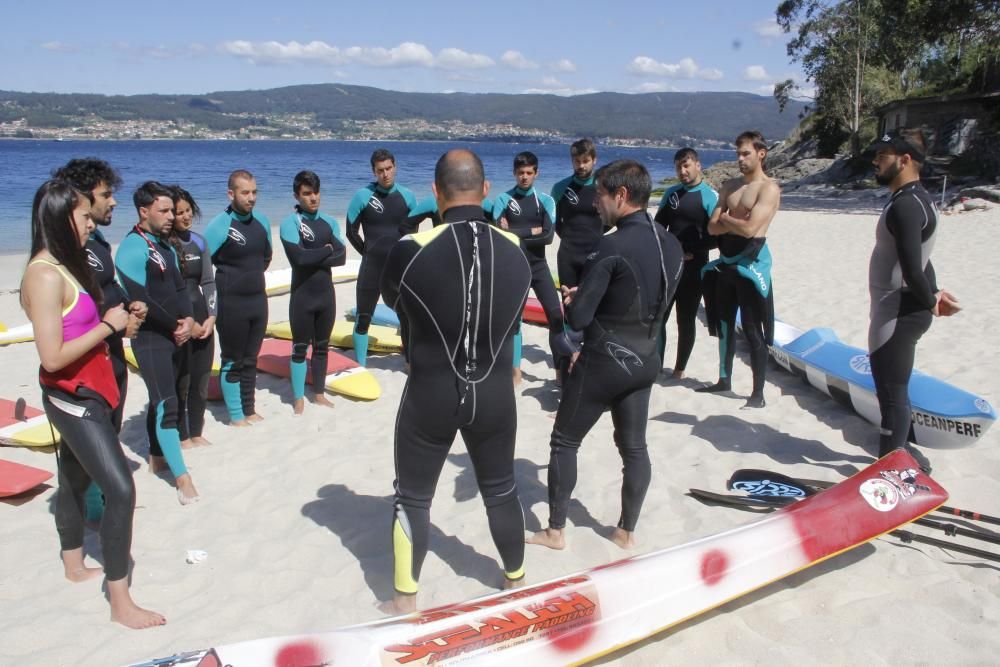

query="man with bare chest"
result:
[697,131,780,408]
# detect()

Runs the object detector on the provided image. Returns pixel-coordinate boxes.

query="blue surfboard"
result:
[346,303,400,328]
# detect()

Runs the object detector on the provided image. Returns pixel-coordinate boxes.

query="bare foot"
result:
[378,593,417,616]
[513,367,522,386]
[191,436,212,447]
[62,549,103,582]
[671,369,686,379]
[293,398,305,415]
[176,473,200,505]
[526,527,565,550]
[108,578,166,630]
[610,527,637,549]
[180,438,195,450]
[246,413,264,424]
[502,576,525,590]
[230,419,251,427]
[312,394,335,409]
[148,456,168,474]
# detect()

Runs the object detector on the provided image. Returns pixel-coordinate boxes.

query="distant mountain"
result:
[0,83,807,143]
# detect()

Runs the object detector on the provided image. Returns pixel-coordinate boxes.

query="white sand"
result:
[0,194,998,666]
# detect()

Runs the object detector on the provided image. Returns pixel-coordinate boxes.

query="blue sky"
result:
[0,0,809,98]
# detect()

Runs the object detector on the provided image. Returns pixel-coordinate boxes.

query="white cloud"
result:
[633,81,680,93]
[218,40,493,70]
[549,58,576,73]
[754,84,778,95]
[40,41,77,53]
[628,56,721,80]
[753,18,783,39]
[743,65,770,81]
[501,50,538,70]
[522,76,597,96]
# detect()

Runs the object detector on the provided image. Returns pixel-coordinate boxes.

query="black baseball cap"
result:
[870,130,926,163]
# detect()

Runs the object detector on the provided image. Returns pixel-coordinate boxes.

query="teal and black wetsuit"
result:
[205,207,273,421]
[491,186,572,370]
[116,226,193,477]
[381,204,532,596]
[280,207,347,400]
[399,195,493,234]
[868,181,938,456]
[654,181,718,372]
[546,211,683,532]
[85,229,130,431]
[551,174,602,288]
[174,229,216,440]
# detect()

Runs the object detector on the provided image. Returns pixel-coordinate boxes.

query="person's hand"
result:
[499,216,509,230]
[933,290,961,317]
[129,300,148,322]
[174,317,195,345]
[683,252,694,261]
[561,285,578,306]
[531,226,542,235]
[190,321,203,339]
[102,304,129,332]
[125,313,142,338]
[197,316,216,339]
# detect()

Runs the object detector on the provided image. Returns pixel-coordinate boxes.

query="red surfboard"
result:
[0,459,53,498]
[521,296,552,325]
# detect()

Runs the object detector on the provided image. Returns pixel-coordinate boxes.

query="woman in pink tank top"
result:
[21,180,165,630]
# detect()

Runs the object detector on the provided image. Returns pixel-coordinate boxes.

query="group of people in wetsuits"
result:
[20,127,956,627]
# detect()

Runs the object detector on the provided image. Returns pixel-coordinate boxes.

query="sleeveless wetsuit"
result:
[546,211,683,532]
[381,204,532,595]
[654,181,718,371]
[551,174,602,288]
[204,207,273,421]
[280,208,347,399]
[116,226,193,478]
[491,186,571,370]
[85,229,130,431]
[34,258,134,582]
[701,234,774,402]
[174,229,216,440]
[868,181,938,455]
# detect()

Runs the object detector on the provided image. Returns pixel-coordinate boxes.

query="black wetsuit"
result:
[346,182,416,334]
[85,229,130,431]
[868,181,938,456]
[551,175,602,288]
[174,230,216,440]
[116,226,193,478]
[654,181,718,371]
[492,187,571,368]
[205,208,273,421]
[380,205,532,595]
[280,208,347,398]
[546,211,683,532]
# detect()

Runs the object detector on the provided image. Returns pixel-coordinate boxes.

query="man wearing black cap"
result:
[869,128,960,466]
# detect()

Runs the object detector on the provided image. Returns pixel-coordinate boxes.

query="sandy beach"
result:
[0,190,998,666]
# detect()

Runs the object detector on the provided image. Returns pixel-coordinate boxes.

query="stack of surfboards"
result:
[130,450,946,666]
[266,321,403,354]
[0,398,59,447]
[264,258,362,297]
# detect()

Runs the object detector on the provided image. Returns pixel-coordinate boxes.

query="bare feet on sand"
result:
[312,394,335,409]
[108,578,166,630]
[379,593,417,616]
[503,576,525,590]
[610,527,636,549]
[230,419,251,427]
[176,473,200,505]
[246,413,264,424]
[180,438,195,450]
[526,527,565,550]
[190,436,212,447]
[293,398,305,415]
[148,456,168,474]
[513,367,522,386]
[62,549,103,582]
[671,369,686,379]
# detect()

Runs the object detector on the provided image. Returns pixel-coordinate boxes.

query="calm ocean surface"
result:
[0,140,729,252]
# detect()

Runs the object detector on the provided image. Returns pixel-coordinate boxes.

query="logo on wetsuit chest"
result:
[148,249,166,271]
[507,199,522,216]
[85,249,104,272]
[668,192,680,210]
[565,189,580,206]
[227,228,247,245]
[368,196,384,214]
[299,222,315,242]
[184,253,199,262]
[605,342,643,375]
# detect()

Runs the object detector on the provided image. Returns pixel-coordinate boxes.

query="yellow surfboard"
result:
[266,320,403,354]
[0,322,35,346]
[0,398,59,447]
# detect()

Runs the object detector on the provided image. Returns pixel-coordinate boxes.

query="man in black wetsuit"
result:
[551,138,602,289]
[654,148,718,378]
[346,149,417,367]
[380,149,532,614]
[699,131,781,408]
[528,159,683,552]
[869,129,959,468]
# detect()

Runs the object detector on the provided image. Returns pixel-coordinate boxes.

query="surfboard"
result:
[0,322,35,346]
[129,450,946,667]
[266,321,403,354]
[0,459,53,498]
[346,304,400,328]
[264,259,362,297]
[0,398,59,448]
[745,318,997,449]
[256,338,380,401]
[522,296,551,325]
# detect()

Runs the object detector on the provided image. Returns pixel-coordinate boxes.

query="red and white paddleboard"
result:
[521,296,551,325]
[130,450,945,667]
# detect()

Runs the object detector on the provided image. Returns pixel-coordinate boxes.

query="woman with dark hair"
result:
[21,180,165,629]
[168,186,216,447]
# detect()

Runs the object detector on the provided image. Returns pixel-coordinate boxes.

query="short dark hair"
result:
[434,149,485,200]
[51,158,122,194]
[168,185,201,220]
[513,151,539,171]
[570,139,596,160]
[133,181,175,212]
[293,170,321,195]
[370,149,395,168]
[735,130,768,152]
[899,128,927,164]
[228,169,255,191]
[674,147,699,164]
[595,159,652,208]
[29,180,102,306]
